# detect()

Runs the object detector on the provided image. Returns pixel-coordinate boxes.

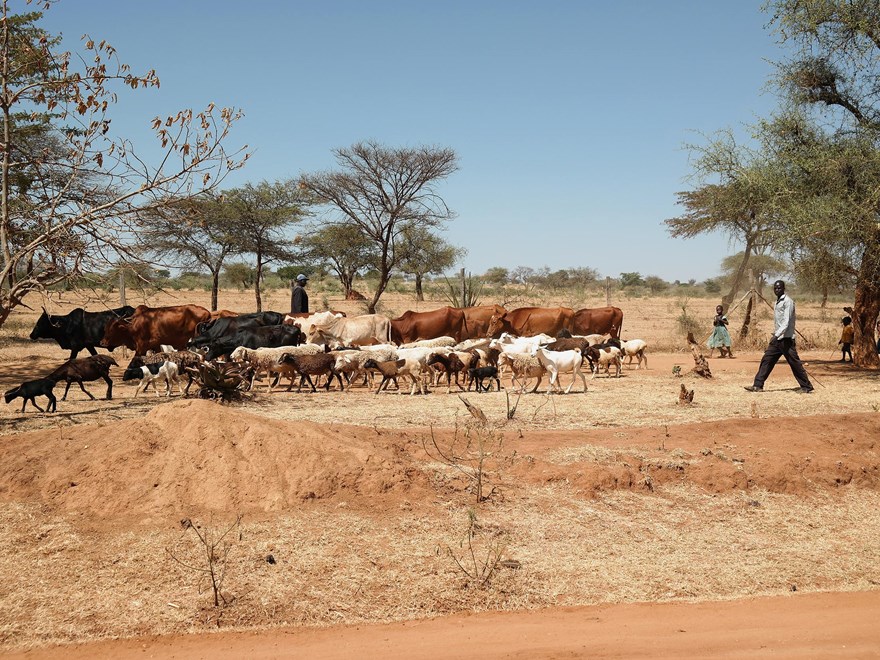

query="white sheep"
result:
[591,345,622,378]
[399,336,456,349]
[619,339,648,369]
[497,352,546,393]
[534,348,587,394]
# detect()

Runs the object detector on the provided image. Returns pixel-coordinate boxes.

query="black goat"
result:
[468,366,501,393]
[47,354,118,401]
[4,378,57,413]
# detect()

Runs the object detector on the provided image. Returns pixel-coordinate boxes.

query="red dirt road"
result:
[8,590,880,659]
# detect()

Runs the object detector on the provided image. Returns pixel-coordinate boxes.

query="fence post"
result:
[460,267,466,307]
[605,276,611,306]
[119,271,126,306]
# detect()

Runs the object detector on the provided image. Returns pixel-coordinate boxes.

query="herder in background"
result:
[290,273,309,315]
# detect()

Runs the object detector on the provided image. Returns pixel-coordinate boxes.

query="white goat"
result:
[591,346,623,378]
[133,361,180,398]
[533,348,587,394]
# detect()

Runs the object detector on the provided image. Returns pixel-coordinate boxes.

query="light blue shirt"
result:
[774,294,796,339]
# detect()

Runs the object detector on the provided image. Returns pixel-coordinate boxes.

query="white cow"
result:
[307,313,392,346]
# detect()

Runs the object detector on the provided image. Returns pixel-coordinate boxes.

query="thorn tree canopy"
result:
[0,0,248,326]
[299,141,458,314]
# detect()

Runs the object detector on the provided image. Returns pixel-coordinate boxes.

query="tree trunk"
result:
[339,270,354,299]
[721,237,754,311]
[254,253,263,313]
[739,295,753,339]
[210,268,220,311]
[415,273,424,301]
[821,286,828,309]
[851,236,880,368]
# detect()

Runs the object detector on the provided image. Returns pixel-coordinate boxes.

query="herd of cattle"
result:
[4,302,647,412]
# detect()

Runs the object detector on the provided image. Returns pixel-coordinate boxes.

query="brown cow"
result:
[570,306,624,339]
[100,304,211,355]
[210,309,238,320]
[486,306,575,338]
[460,305,506,340]
[391,307,466,344]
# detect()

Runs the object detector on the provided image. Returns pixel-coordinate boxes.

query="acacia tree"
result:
[299,222,374,299]
[397,226,460,301]
[225,180,307,312]
[665,131,777,311]
[764,0,880,366]
[300,141,458,313]
[139,194,240,310]
[0,2,247,326]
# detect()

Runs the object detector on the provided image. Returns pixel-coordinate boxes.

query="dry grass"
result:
[0,287,877,652]
[2,487,879,650]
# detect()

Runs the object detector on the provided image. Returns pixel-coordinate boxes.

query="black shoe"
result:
[743,386,763,392]
[797,387,814,394]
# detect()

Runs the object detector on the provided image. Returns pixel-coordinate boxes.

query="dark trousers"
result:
[753,337,812,389]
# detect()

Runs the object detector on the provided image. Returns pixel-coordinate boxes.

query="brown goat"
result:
[47,355,117,400]
[280,353,344,392]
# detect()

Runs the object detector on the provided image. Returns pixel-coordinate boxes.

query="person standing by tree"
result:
[707,305,733,358]
[839,316,854,363]
[744,280,813,393]
[290,274,309,314]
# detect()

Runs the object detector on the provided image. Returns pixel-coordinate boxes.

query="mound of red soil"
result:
[511,413,880,498]
[0,400,428,520]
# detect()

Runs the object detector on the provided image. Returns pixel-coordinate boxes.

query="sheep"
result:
[583,333,610,346]
[4,378,57,413]
[46,355,117,401]
[497,352,546,393]
[467,366,501,393]
[399,336,457,349]
[230,343,323,390]
[280,353,345,392]
[362,357,427,395]
[590,344,623,378]
[533,347,587,394]
[491,333,555,354]
[453,338,492,352]
[610,338,648,369]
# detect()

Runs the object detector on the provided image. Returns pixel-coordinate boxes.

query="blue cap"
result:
[296,273,308,282]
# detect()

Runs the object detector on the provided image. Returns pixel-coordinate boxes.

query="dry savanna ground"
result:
[0,286,878,657]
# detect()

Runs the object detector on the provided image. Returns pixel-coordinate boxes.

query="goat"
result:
[46,355,117,400]
[230,343,323,390]
[333,346,399,391]
[123,357,181,397]
[426,352,469,393]
[468,365,501,393]
[280,353,345,392]
[362,357,427,395]
[4,379,57,413]
[533,347,587,394]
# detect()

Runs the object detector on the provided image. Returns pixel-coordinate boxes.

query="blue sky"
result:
[38,0,784,282]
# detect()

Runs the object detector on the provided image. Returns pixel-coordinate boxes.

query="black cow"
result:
[30,306,136,360]
[204,324,303,361]
[190,311,285,348]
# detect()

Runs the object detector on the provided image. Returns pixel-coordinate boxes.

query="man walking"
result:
[744,280,813,393]
[290,273,309,314]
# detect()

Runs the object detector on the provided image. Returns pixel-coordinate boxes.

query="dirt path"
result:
[7,590,879,659]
